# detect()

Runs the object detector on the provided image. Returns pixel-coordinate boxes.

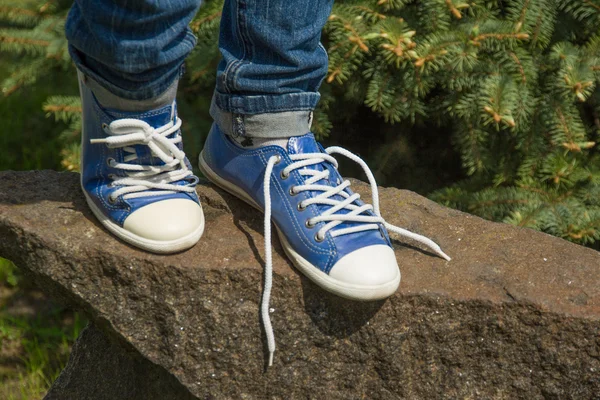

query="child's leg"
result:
[66,0,202,101]
[66,0,205,254]
[211,0,332,143]
[201,0,449,365]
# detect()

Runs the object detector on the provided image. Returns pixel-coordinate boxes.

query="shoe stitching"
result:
[108,107,168,120]
[94,122,122,216]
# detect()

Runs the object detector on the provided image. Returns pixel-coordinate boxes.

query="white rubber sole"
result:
[199,151,400,301]
[82,189,205,254]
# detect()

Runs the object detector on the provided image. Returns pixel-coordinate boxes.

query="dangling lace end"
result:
[412,234,451,261]
[263,155,280,369]
[436,248,452,262]
[417,236,451,261]
[384,222,451,261]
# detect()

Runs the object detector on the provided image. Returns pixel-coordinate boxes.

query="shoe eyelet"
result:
[314,233,325,242]
[297,202,306,211]
[186,176,200,185]
[273,155,281,165]
[305,219,315,229]
[101,123,108,131]
[289,187,297,196]
[106,157,115,167]
[280,170,289,180]
[107,195,117,204]
[107,174,116,187]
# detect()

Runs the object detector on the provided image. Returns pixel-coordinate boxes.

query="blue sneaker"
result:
[200,123,452,297]
[78,73,204,254]
[199,123,450,363]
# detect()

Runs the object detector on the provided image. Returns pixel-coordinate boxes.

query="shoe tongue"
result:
[287,133,321,155]
[104,101,176,129]
[104,101,180,167]
[287,133,353,217]
[287,133,339,187]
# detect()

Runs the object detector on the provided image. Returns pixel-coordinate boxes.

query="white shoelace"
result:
[262,146,451,366]
[90,117,196,202]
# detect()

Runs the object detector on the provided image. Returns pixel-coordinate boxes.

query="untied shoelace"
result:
[262,146,451,366]
[90,118,196,201]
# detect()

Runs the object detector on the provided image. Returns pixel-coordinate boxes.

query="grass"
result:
[0,257,86,399]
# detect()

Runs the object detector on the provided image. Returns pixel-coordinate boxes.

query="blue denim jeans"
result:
[66,0,333,138]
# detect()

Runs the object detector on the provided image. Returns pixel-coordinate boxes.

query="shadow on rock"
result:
[208,184,291,264]
[301,278,386,338]
[206,183,386,347]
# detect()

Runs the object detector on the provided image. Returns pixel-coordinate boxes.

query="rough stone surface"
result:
[45,323,197,400]
[0,170,599,399]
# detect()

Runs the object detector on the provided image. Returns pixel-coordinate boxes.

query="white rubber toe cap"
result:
[329,245,400,287]
[123,199,203,241]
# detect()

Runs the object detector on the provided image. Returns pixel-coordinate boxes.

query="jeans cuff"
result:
[68,45,185,101]
[212,88,320,114]
[210,95,314,138]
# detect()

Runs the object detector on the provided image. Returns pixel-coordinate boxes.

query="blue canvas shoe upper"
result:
[79,73,204,253]
[203,126,393,271]
[199,123,450,365]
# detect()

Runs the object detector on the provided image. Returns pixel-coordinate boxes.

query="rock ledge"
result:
[0,170,599,399]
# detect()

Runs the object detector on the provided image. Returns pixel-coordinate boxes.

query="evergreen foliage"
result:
[0,0,70,95]
[1,0,600,248]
